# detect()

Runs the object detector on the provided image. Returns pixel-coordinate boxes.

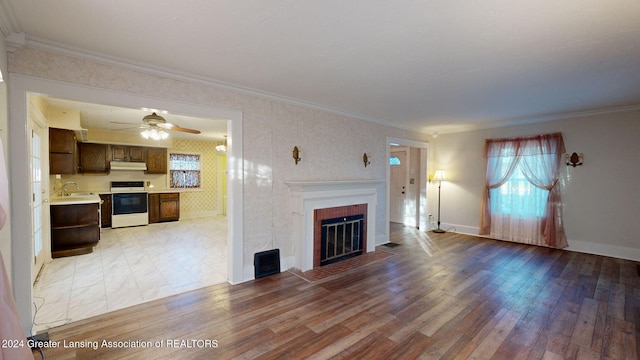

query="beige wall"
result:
[430,111,640,260]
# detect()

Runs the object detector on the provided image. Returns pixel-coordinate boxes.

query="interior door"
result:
[390,149,407,223]
[30,124,48,284]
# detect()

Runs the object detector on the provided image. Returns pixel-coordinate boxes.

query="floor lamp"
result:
[432,169,446,233]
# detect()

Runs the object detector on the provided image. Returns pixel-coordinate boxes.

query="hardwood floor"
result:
[36,224,639,359]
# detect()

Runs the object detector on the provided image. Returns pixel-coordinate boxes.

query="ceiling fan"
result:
[110,112,201,139]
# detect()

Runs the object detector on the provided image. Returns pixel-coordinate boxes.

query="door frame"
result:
[28,100,50,284]
[385,137,430,241]
[389,146,409,224]
[9,74,244,334]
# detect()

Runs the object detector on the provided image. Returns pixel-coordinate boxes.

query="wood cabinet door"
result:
[49,128,76,153]
[129,146,146,162]
[50,153,76,175]
[111,145,128,161]
[49,128,77,174]
[148,193,160,223]
[79,143,109,174]
[146,147,167,174]
[159,193,180,221]
[110,145,146,162]
[99,194,112,227]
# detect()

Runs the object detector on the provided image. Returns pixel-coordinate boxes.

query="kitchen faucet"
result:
[61,181,80,196]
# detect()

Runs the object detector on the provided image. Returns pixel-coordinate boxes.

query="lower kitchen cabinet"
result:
[100,194,112,228]
[148,193,160,223]
[51,203,100,258]
[148,192,179,223]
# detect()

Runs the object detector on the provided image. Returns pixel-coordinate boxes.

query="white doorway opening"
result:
[9,74,244,334]
[385,137,430,241]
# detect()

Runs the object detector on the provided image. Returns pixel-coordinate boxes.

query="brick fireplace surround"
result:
[314,204,368,268]
[285,180,382,272]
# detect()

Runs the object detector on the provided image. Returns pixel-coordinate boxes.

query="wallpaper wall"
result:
[8,46,431,281]
[169,138,221,218]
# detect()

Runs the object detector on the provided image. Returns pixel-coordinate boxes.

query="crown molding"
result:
[22,35,427,134]
[428,104,640,135]
[5,31,25,52]
[0,0,20,37]
[14,35,640,137]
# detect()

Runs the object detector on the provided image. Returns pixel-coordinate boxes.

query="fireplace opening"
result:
[321,214,364,266]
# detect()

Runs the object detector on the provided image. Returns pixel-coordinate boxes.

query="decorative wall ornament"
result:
[363,153,371,167]
[293,146,302,164]
[566,152,583,167]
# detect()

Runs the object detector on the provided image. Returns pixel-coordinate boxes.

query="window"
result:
[489,157,548,218]
[480,133,567,248]
[170,153,201,189]
[389,156,401,165]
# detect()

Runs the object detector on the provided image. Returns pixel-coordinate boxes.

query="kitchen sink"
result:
[68,192,95,197]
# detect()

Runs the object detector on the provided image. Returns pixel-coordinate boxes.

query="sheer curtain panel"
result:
[480,133,567,248]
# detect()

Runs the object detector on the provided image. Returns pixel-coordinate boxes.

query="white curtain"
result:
[480,133,567,248]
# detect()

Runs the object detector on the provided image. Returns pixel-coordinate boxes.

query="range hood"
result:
[110,161,147,171]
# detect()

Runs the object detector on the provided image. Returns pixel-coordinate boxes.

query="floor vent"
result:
[254,249,281,279]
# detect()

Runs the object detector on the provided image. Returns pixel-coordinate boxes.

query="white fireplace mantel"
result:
[285,180,383,271]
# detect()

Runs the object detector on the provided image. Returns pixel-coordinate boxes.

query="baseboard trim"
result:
[566,240,640,263]
[442,223,640,262]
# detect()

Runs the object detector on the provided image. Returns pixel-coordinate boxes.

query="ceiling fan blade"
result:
[157,122,201,134]
[112,126,142,131]
[109,121,138,125]
[170,126,201,134]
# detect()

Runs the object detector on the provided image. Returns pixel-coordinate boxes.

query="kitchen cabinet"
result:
[79,143,109,174]
[111,145,146,162]
[51,203,100,258]
[160,193,180,221]
[100,194,112,228]
[148,193,160,223]
[148,192,179,223]
[146,147,167,174]
[49,128,77,174]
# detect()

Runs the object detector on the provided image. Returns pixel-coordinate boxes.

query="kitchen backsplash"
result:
[51,172,167,194]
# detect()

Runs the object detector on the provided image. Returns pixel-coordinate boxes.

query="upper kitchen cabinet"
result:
[78,143,109,174]
[111,144,146,162]
[49,127,77,174]
[146,147,167,174]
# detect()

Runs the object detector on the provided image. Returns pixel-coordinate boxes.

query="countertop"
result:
[50,193,102,205]
[51,190,180,205]
[96,189,179,195]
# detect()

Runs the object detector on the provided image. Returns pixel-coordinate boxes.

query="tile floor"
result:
[32,216,228,333]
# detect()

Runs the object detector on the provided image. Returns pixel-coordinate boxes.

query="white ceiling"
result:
[46,97,228,141]
[2,1,640,134]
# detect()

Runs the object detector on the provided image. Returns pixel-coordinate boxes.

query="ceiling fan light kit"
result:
[135,112,202,140]
[141,126,169,140]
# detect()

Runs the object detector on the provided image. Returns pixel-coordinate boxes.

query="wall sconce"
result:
[363,153,371,167]
[566,152,583,167]
[292,146,302,165]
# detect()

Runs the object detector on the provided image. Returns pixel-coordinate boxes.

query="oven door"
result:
[112,192,149,228]
[113,193,148,215]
